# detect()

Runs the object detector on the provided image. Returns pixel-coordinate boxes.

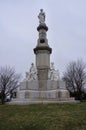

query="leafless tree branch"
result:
[63,59,86,101]
[0,66,21,104]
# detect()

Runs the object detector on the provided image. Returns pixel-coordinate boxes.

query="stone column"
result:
[34,9,52,81]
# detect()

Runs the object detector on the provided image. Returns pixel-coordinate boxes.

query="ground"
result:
[0,103,86,130]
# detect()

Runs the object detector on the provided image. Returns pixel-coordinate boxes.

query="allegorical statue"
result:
[25,63,38,80]
[38,9,45,24]
[48,62,60,81]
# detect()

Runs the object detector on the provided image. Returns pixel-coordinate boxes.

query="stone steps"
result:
[7,98,78,105]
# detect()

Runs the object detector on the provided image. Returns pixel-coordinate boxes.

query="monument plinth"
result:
[10,9,75,104]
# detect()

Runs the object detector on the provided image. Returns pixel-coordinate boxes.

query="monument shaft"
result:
[34,10,52,80]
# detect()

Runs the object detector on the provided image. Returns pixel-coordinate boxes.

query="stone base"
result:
[8,98,78,105]
[9,80,76,105]
[17,89,69,99]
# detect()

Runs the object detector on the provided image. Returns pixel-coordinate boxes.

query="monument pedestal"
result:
[9,80,75,105]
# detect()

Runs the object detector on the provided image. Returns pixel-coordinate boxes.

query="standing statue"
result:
[38,9,45,24]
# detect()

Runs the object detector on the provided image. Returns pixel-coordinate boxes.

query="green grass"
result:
[0,103,86,130]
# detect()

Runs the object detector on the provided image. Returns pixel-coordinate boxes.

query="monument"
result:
[10,9,75,104]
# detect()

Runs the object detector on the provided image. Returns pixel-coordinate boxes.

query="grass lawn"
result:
[0,103,86,130]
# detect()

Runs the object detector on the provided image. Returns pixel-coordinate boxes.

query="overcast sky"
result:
[0,0,86,78]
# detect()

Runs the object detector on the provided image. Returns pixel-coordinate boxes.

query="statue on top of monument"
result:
[38,9,45,24]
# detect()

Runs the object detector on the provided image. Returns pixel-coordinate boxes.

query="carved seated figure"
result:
[25,63,38,81]
[48,62,60,81]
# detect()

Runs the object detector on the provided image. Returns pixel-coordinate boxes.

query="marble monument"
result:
[10,9,75,104]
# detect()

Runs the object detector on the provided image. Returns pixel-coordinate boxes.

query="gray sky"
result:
[0,0,86,78]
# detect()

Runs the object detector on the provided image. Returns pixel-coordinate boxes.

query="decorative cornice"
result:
[34,46,52,54]
[37,24,48,31]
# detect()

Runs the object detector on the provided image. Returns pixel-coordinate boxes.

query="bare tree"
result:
[63,59,86,101]
[0,66,21,104]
